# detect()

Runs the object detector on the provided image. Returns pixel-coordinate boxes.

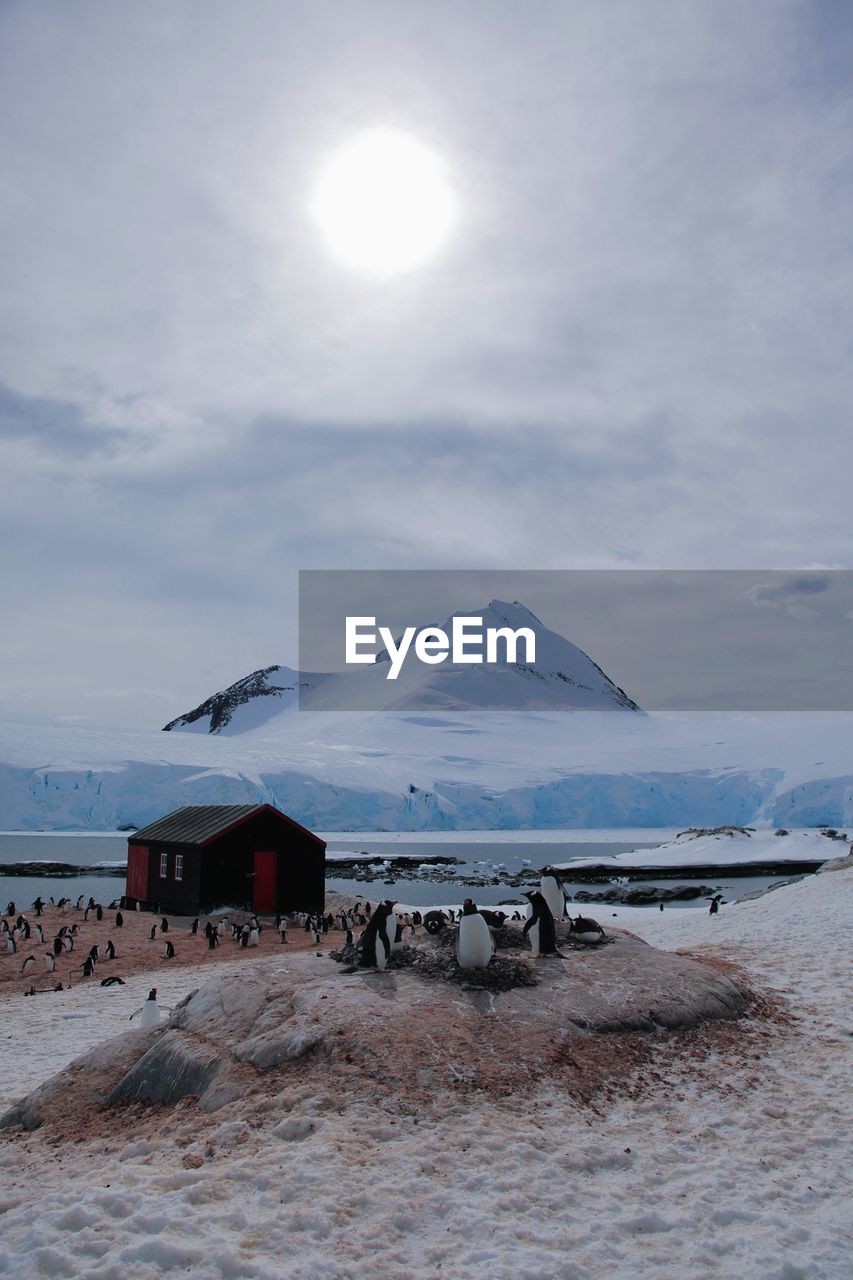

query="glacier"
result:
[1,710,851,832]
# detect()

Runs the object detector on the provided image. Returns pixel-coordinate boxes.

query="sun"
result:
[310,128,458,277]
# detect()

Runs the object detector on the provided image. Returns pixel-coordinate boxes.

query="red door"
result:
[253,851,277,913]
[127,844,149,901]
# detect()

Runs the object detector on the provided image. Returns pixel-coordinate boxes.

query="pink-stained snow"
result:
[0,869,850,1280]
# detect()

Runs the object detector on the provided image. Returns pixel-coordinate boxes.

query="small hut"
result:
[125,804,325,916]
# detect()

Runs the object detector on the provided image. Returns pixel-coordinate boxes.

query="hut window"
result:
[174,854,183,881]
[159,851,168,878]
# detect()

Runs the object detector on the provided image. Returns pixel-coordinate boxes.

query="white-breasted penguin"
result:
[130,988,162,1028]
[358,900,395,969]
[522,891,562,956]
[456,899,494,969]
[568,915,606,944]
[538,867,568,920]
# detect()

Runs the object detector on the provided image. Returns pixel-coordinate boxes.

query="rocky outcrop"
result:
[0,933,751,1135]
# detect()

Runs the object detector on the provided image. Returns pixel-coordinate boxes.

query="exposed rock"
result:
[0,936,751,1134]
[108,1031,223,1106]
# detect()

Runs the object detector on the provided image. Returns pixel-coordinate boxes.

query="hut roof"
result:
[129,804,325,847]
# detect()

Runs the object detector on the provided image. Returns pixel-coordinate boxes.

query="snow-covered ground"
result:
[0,868,850,1279]
[562,826,850,871]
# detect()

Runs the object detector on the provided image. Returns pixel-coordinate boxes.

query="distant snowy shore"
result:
[560,826,851,876]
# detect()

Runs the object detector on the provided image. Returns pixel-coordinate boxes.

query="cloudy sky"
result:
[1,1,851,727]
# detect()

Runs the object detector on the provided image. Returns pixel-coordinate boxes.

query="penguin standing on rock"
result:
[358,900,396,969]
[522,891,563,957]
[456,899,494,969]
[538,867,568,920]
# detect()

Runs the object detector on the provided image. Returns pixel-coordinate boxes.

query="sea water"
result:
[0,830,796,911]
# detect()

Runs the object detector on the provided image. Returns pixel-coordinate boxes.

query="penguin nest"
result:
[328,942,538,991]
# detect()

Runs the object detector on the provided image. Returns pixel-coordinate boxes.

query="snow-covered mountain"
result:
[164,600,640,734]
[3,601,853,833]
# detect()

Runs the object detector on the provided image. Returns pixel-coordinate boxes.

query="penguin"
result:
[44,951,56,972]
[62,934,74,952]
[248,926,260,947]
[190,918,199,935]
[75,895,85,910]
[135,900,142,911]
[423,910,449,936]
[115,911,124,928]
[149,924,157,941]
[568,915,606,944]
[95,905,103,921]
[311,927,321,946]
[160,917,169,933]
[52,936,63,956]
[358,900,395,969]
[105,939,116,960]
[522,891,562,956]
[279,923,288,944]
[100,976,125,986]
[130,988,162,1028]
[164,939,175,959]
[5,935,15,954]
[87,945,99,963]
[80,957,96,977]
[5,901,16,916]
[207,930,219,949]
[479,909,507,929]
[34,924,45,944]
[32,897,44,916]
[20,955,35,975]
[538,867,568,921]
[345,929,354,946]
[456,899,495,969]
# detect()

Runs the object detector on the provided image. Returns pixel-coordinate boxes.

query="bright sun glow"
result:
[311,128,457,276]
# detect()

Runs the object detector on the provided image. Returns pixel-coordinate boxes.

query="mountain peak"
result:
[164,600,641,733]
